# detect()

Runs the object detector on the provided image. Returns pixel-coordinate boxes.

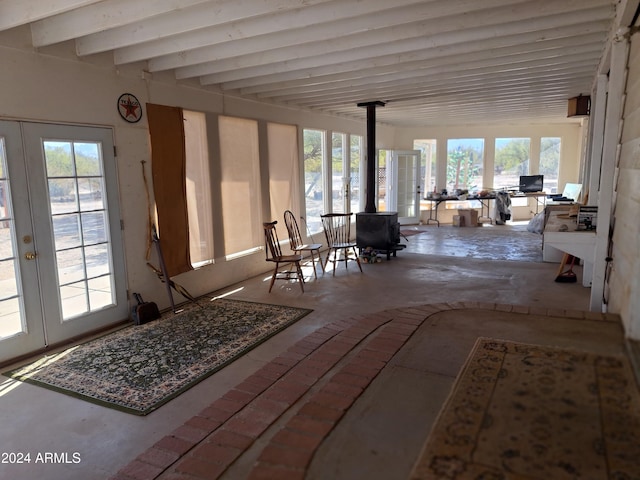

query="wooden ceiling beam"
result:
[74,0,332,56]
[222,28,606,91]
[0,0,101,31]
[249,42,603,98]
[191,8,610,83]
[30,0,211,47]
[115,0,429,65]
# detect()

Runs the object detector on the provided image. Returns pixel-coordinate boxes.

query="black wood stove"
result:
[356,212,405,260]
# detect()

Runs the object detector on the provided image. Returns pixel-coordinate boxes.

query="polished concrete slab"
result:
[1,223,623,480]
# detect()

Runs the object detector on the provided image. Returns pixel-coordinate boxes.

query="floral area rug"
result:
[4,298,312,415]
[410,337,640,479]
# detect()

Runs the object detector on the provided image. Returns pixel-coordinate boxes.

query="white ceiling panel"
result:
[1,0,617,126]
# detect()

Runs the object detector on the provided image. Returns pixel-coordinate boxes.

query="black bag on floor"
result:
[131,293,160,325]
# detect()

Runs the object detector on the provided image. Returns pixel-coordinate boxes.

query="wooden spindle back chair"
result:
[283,210,324,278]
[263,221,305,292]
[320,213,362,276]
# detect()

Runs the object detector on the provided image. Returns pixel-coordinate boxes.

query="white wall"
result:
[608,16,640,338]
[0,29,367,311]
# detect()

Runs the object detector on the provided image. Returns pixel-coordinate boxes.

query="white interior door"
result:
[387,150,421,224]
[0,121,127,363]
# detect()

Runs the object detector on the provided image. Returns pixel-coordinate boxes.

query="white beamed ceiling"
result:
[0,0,617,126]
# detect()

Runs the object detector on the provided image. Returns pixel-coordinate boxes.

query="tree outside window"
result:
[446,139,484,193]
[303,129,325,233]
[494,138,531,191]
[540,137,561,194]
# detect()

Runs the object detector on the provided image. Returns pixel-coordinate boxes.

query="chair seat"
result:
[268,254,303,263]
[294,243,323,251]
[331,242,357,249]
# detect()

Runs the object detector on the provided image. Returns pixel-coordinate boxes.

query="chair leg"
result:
[308,250,318,279]
[316,249,326,273]
[326,250,335,276]
[295,261,305,292]
[268,264,279,292]
[352,247,363,272]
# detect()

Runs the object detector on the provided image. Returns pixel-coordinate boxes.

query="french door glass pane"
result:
[414,139,437,197]
[332,132,345,213]
[350,135,362,214]
[396,154,417,218]
[43,140,114,320]
[0,138,24,338]
[0,298,22,340]
[56,248,85,284]
[377,150,388,211]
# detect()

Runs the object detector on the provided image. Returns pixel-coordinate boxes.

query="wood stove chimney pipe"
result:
[358,101,385,213]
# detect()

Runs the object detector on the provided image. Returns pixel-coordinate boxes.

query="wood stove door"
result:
[387,150,421,224]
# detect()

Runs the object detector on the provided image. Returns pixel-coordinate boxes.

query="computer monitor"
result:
[519,175,544,193]
[562,183,582,202]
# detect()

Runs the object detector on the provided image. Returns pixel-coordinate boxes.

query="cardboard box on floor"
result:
[453,215,464,227]
[458,209,479,227]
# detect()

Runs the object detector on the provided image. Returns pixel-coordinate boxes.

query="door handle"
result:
[25,252,38,260]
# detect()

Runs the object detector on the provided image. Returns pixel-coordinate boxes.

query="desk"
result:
[543,209,596,287]
[473,197,495,223]
[424,192,548,226]
[423,196,462,226]
[511,192,548,214]
[424,195,498,226]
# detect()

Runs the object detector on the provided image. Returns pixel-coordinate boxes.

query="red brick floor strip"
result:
[111,311,423,480]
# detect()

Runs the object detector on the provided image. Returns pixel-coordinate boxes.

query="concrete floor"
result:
[0,223,629,480]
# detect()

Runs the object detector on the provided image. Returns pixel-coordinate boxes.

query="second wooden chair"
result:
[283,210,324,278]
[320,213,362,276]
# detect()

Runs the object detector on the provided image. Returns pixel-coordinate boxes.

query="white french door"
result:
[330,132,362,214]
[0,121,127,364]
[386,150,421,224]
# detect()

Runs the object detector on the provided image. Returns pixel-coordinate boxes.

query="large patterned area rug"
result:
[4,299,311,415]
[410,337,640,479]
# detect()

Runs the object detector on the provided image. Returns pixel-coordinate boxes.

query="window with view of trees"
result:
[304,129,360,230]
[332,132,345,213]
[446,139,484,193]
[413,139,436,198]
[350,135,362,214]
[494,138,531,191]
[540,137,561,194]
[303,129,325,233]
